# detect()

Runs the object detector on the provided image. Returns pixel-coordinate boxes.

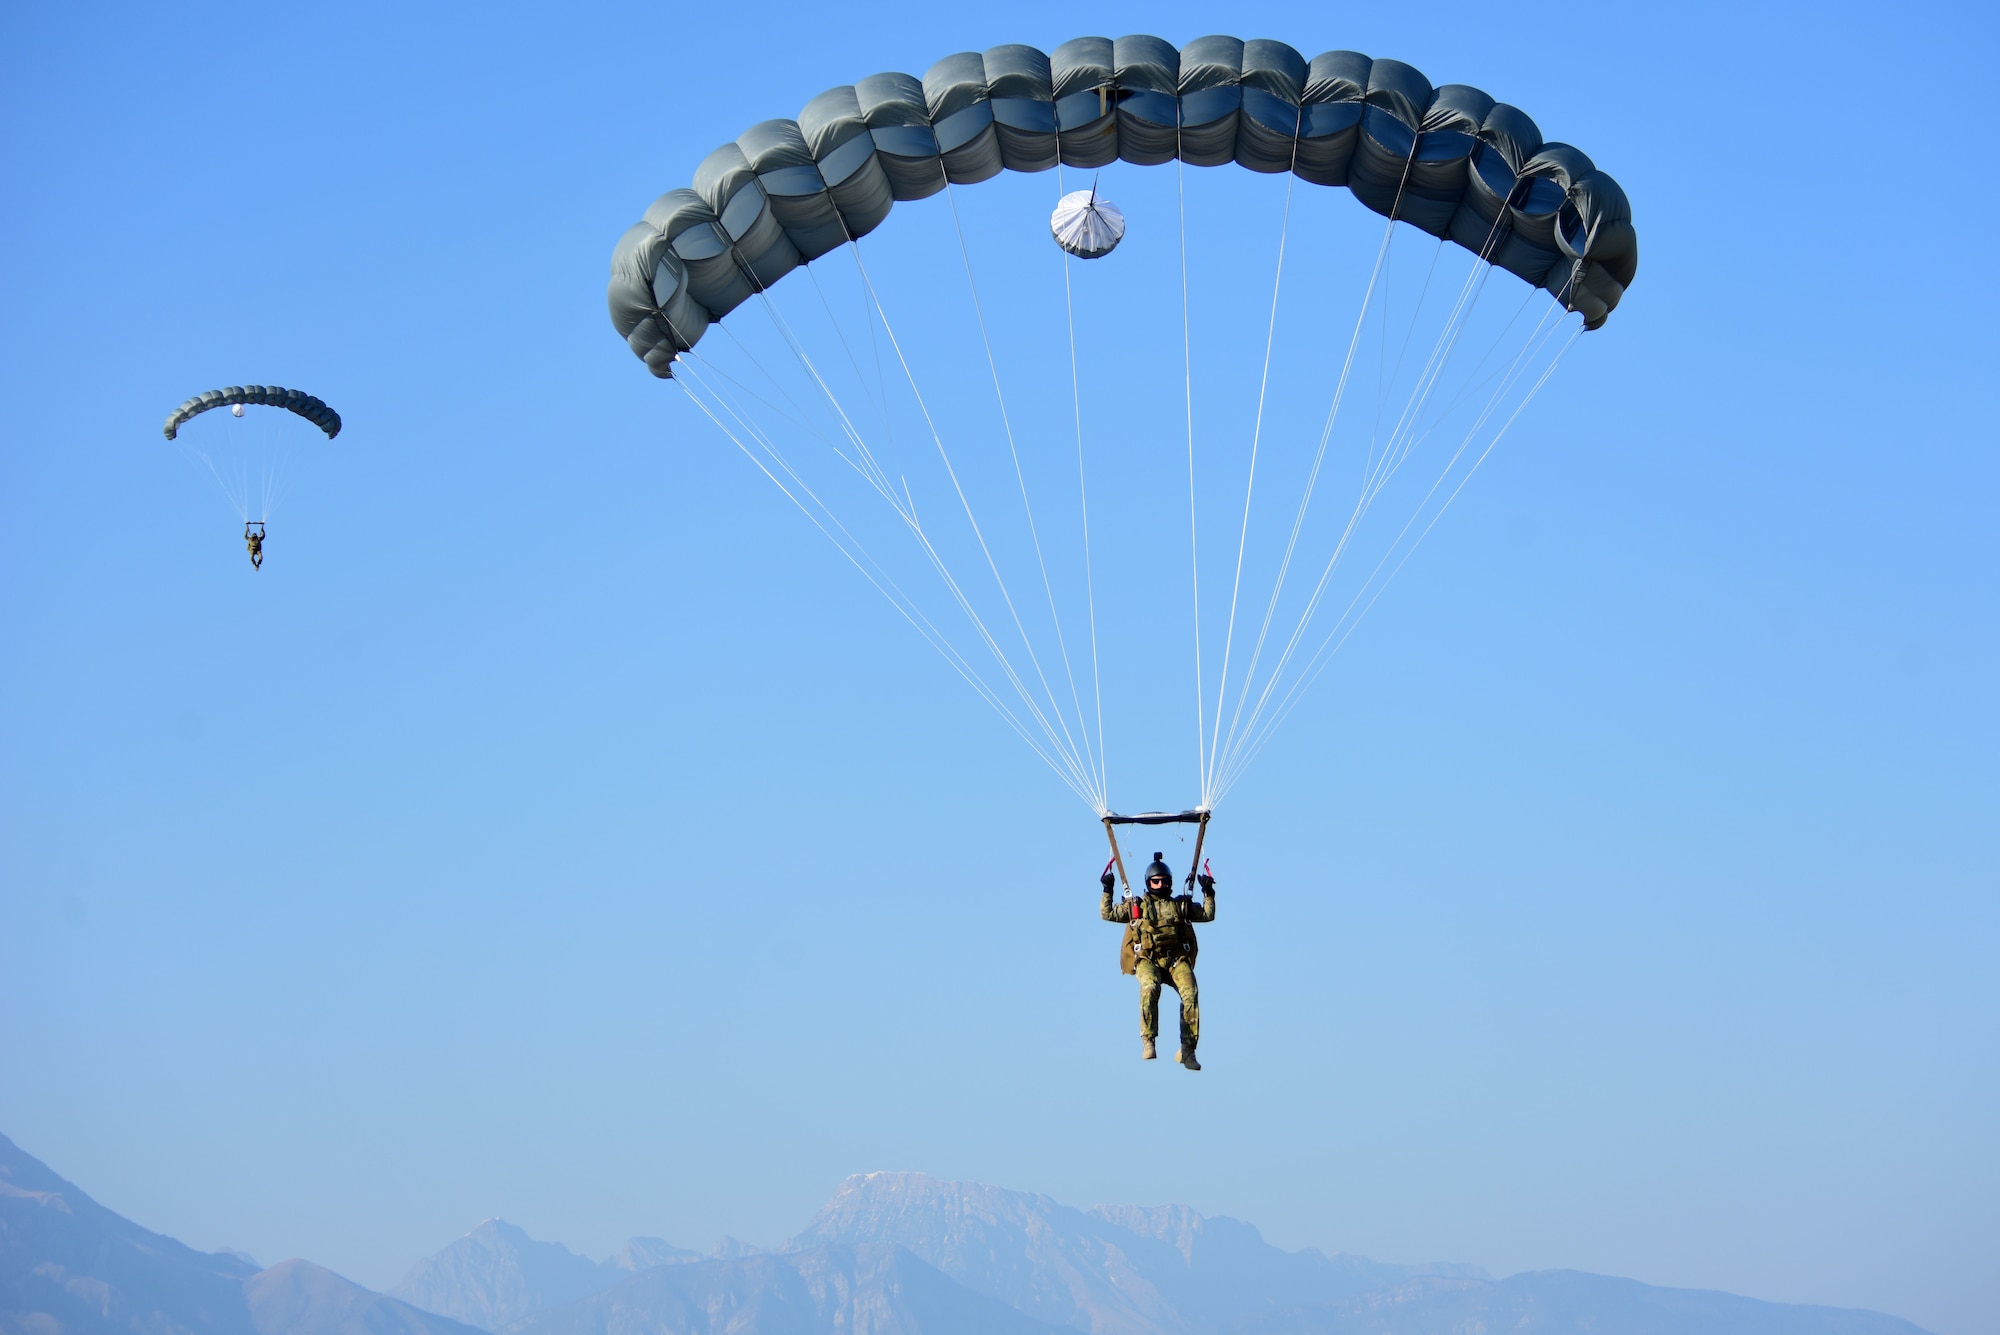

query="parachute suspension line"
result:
[176,434,247,522]
[1209,143,1421,788]
[805,225,1103,806]
[260,414,280,519]
[679,356,1101,807]
[943,179,1104,809]
[1374,250,1498,489]
[716,241,905,516]
[831,239,1105,806]
[724,244,1102,803]
[1213,156,1519,791]
[1363,142,1423,485]
[1211,254,1497,786]
[1214,316,1583,800]
[204,414,248,520]
[1208,215,1397,776]
[746,288,913,519]
[213,413,244,520]
[239,414,257,518]
[1176,131,1208,808]
[1423,284,1543,424]
[261,414,309,523]
[711,320,862,448]
[805,265,903,463]
[1353,190,1530,504]
[675,363,1101,808]
[1204,110,1303,805]
[1213,290,1578,797]
[1056,159,1111,806]
[1366,239,1448,472]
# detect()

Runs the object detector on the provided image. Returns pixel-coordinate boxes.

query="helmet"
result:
[1143,853,1173,889]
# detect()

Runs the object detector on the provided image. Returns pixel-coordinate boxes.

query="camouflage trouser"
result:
[1136,957,1198,1046]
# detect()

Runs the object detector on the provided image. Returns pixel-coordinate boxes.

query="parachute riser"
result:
[1102,818,1130,892]
[1186,810,1210,892]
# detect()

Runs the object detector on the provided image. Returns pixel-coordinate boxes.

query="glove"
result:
[1197,873,1215,893]
[1100,858,1117,892]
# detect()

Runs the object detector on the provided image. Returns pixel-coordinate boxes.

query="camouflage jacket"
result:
[1102,885,1215,974]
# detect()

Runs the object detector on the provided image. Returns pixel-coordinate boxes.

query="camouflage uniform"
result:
[1101,881,1215,1048]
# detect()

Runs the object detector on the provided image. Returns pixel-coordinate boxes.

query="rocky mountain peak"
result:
[389,1218,609,1330]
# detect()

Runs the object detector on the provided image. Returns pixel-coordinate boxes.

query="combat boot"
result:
[1177,1044,1201,1071]
[1142,1037,1157,1060]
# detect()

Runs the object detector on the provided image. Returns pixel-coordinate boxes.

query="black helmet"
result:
[1143,852,1173,888]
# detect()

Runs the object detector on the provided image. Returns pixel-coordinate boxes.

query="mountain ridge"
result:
[1,1134,1936,1335]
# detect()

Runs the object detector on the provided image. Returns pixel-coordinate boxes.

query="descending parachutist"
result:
[1099,842,1217,1071]
[160,386,341,565]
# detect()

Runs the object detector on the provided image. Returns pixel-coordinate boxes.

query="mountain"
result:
[0,1130,259,1335]
[388,1222,615,1330]
[0,1133,479,1335]
[2,1132,1937,1335]
[601,1240,698,1275]
[245,1261,490,1335]
[504,1245,1065,1335]
[388,1221,712,1329]
[1221,1269,1937,1335]
[789,1172,1456,1334]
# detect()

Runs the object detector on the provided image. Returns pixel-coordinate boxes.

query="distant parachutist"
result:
[245,521,265,571]
[231,404,245,417]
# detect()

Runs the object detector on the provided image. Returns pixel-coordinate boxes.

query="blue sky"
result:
[2,3,1995,1335]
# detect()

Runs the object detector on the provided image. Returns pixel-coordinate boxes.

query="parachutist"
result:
[1101,852,1216,1070]
[245,522,265,571]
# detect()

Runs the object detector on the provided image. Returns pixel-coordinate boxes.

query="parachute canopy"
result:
[609,34,1638,377]
[1050,188,1126,258]
[608,35,1638,820]
[163,385,341,441]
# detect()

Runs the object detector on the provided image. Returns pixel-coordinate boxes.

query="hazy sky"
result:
[2,3,1994,1335]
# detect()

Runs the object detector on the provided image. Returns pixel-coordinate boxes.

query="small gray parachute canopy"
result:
[163,385,341,441]
[608,34,1639,377]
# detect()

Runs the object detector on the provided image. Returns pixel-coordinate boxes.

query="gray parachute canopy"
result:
[608,34,1639,378]
[163,385,341,441]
